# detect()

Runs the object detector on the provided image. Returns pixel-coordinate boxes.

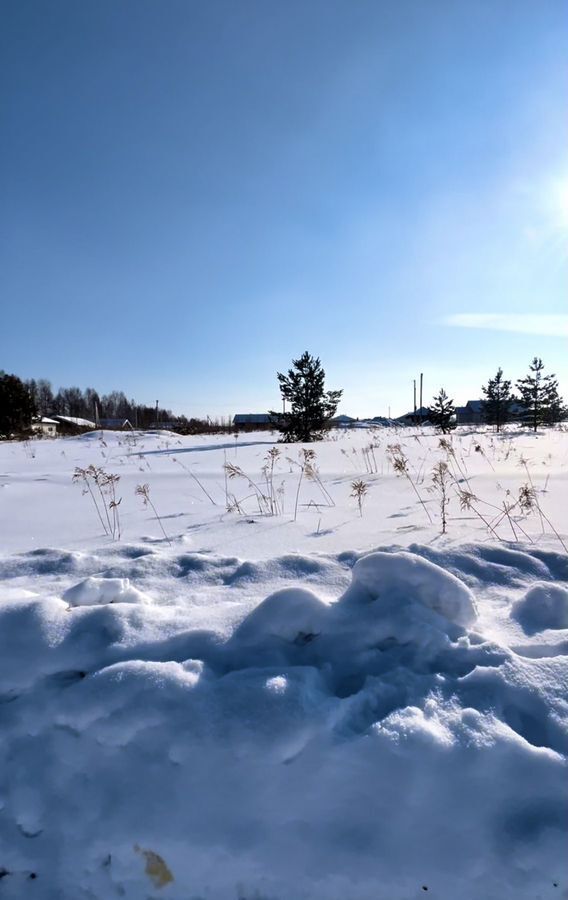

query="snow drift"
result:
[0,541,566,899]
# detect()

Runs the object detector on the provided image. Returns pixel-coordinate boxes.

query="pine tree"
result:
[517,357,564,431]
[0,372,37,435]
[481,367,513,432]
[543,381,566,425]
[430,388,455,434]
[271,351,343,442]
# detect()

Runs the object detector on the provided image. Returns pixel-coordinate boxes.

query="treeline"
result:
[430,358,566,434]
[1,355,566,439]
[0,371,237,436]
[23,379,175,428]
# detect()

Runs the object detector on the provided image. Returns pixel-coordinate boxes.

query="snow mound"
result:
[234,586,330,643]
[0,543,566,899]
[512,582,568,633]
[349,550,478,627]
[63,576,153,607]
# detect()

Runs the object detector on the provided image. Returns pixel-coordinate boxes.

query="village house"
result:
[31,417,58,437]
[455,400,485,425]
[98,418,133,430]
[396,406,431,426]
[233,413,279,431]
[52,415,97,434]
[330,414,357,427]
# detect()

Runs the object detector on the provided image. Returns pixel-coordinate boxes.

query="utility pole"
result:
[155,400,159,426]
[419,373,423,418]
[413,380,417,417]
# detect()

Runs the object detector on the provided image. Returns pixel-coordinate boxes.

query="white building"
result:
[31,417,58,437]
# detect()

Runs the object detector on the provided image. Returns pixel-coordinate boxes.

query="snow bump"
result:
[350,550,478,627]
[62,576,153,607]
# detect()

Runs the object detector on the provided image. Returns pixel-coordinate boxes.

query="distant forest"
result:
[22,378,174,427]
[21,378,233,430]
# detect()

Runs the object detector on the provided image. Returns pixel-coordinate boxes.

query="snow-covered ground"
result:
[0,426,567,899]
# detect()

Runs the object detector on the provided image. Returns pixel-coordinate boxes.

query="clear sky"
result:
[2,0,567,417]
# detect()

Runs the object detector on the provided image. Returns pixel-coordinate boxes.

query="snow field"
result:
[0,427,567,898]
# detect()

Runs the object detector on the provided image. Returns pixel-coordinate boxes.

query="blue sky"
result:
[2,0,567,417]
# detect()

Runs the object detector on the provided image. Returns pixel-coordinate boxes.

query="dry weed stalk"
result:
[499,495,521,542]
[262,447,281,515]
[430,461,451,534]
[73,465,121,539]
[105,473,122,540]
[387,444,434,524]
[73,466,108,536]
[516,480,568,552]
[223,461,271,516]
[456,488,503,541]
[172,456,217,505]
[340,448,359,472]
[135,483,171,545]
[473,442,495,472]
[461,487,532,545]
[361,443,380,474]
[303,452,335,507]
[351,479,368,517]
[438,437,473,491]
[518,455,545,534]
[289,449,334,521]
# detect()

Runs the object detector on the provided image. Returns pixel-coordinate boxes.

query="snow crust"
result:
[0,427,567,898]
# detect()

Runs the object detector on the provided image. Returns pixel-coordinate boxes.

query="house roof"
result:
[370,416,398,425]
[233,413,277,424]
[53,415,96,428]
[397,406,430,420]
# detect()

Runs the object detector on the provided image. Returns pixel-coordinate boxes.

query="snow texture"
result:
[0,427,567,899]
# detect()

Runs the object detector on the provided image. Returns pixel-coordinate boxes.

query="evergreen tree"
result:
[430,388,455,434]
[272,351,343,442]
[517,357,564,431]
[481,367,513,432]
[0,371,36,435]
[543,382,566,425]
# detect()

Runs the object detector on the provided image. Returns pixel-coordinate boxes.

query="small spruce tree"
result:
[271,351,343,442]
[517,357,564,431]
[481,367,513,432]
[430,388,455,434]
